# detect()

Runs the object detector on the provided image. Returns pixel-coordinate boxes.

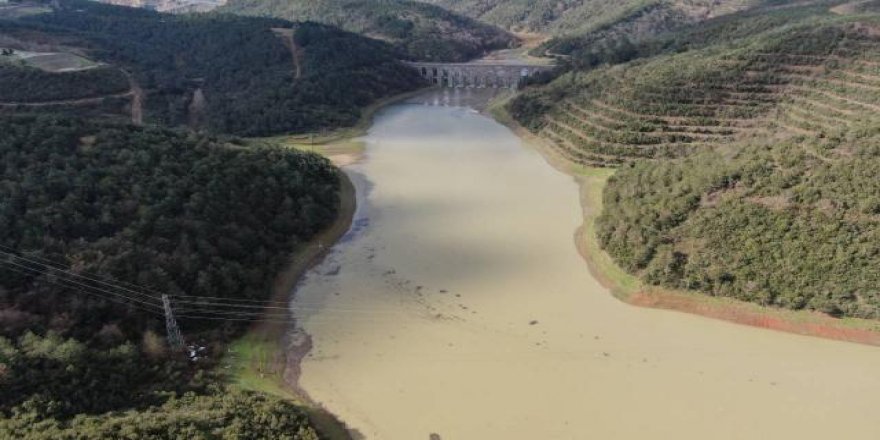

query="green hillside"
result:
[0,0,425,136]
[220,0,516,62]
[0,114,339,435]
[421,0,761,35]
[510,1,880,318]
[0,63,129,103]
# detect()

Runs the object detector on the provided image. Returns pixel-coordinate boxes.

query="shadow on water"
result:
[404,87,512,111]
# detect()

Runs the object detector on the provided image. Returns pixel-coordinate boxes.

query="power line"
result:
[170,299,293,310]
[0,258,164,310]
[0,262,298,324]
[173,313,294,324]
[0,247,162,304]
[0,258,397,317]
[1,261,410,323]
[0,260,291,324]
[169,294,292,306]
[0,263,164,316]
[0,244,297,307]
[0,247,412,325]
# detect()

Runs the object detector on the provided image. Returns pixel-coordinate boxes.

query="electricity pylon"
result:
[162,294,184,350]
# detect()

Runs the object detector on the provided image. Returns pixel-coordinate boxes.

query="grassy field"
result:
[570,166,642,299]
[1,49,100,72]
[224,333,296,399]
[224,332,355,440]
[23,52,98,71]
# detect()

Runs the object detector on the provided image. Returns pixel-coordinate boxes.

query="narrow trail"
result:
[125,69,144,125]
[0,90,133,107]
[0,67,144,125]
[830,0,873,15]
[273,28,302,79]
[187,88,206,129]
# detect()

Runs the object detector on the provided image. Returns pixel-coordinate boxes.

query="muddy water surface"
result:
[292,91,880,439]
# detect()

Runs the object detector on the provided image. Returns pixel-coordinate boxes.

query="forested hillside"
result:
[421,0,761,35]
[509,1,880,319]
[95,0,225,13]
[0,114,340,337]
[0,332,320,438]
[0,114,339,435]
[0,0,424,136]
[0,63,129,103]
[220,0,516,62]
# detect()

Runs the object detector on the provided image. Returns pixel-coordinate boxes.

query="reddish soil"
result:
[628,289,880,345]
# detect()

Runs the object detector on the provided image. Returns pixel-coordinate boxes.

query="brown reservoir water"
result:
[292,92,880,439]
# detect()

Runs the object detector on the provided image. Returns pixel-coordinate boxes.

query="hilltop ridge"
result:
[219,0,517,62]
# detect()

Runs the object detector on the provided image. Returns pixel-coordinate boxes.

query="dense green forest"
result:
[0,114,340,337]
[220,0,516,62]
[0,333,319,438]
[507,0,880,318]
[0,0,425,136]
[0,2,407,436]
[0,63,129,103]
[598,135,880,319]
[0,114,340,435]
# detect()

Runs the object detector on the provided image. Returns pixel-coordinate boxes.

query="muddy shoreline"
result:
[489,96,880,347]
[277,78,880,437]
[282,87,880,439]
[248,167,358,439]
[283,91,880,439]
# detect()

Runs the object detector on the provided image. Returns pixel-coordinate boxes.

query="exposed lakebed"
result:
[290,90,880,439]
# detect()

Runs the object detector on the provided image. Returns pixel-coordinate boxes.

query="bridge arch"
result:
[404,61,554,90]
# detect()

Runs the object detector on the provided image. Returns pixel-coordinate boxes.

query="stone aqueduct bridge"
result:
[404,61,555,89]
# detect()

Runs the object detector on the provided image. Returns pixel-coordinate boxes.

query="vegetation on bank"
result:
[0,0,425,136]
[220,0,516,62]
[0,114,343,436]
[597,136,880,319]
[0,332,320,439]
[508,1,880,319]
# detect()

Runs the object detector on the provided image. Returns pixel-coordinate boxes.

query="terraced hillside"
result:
[511,2,880,319]
[513,51,773,166]
[512,5,880,166]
